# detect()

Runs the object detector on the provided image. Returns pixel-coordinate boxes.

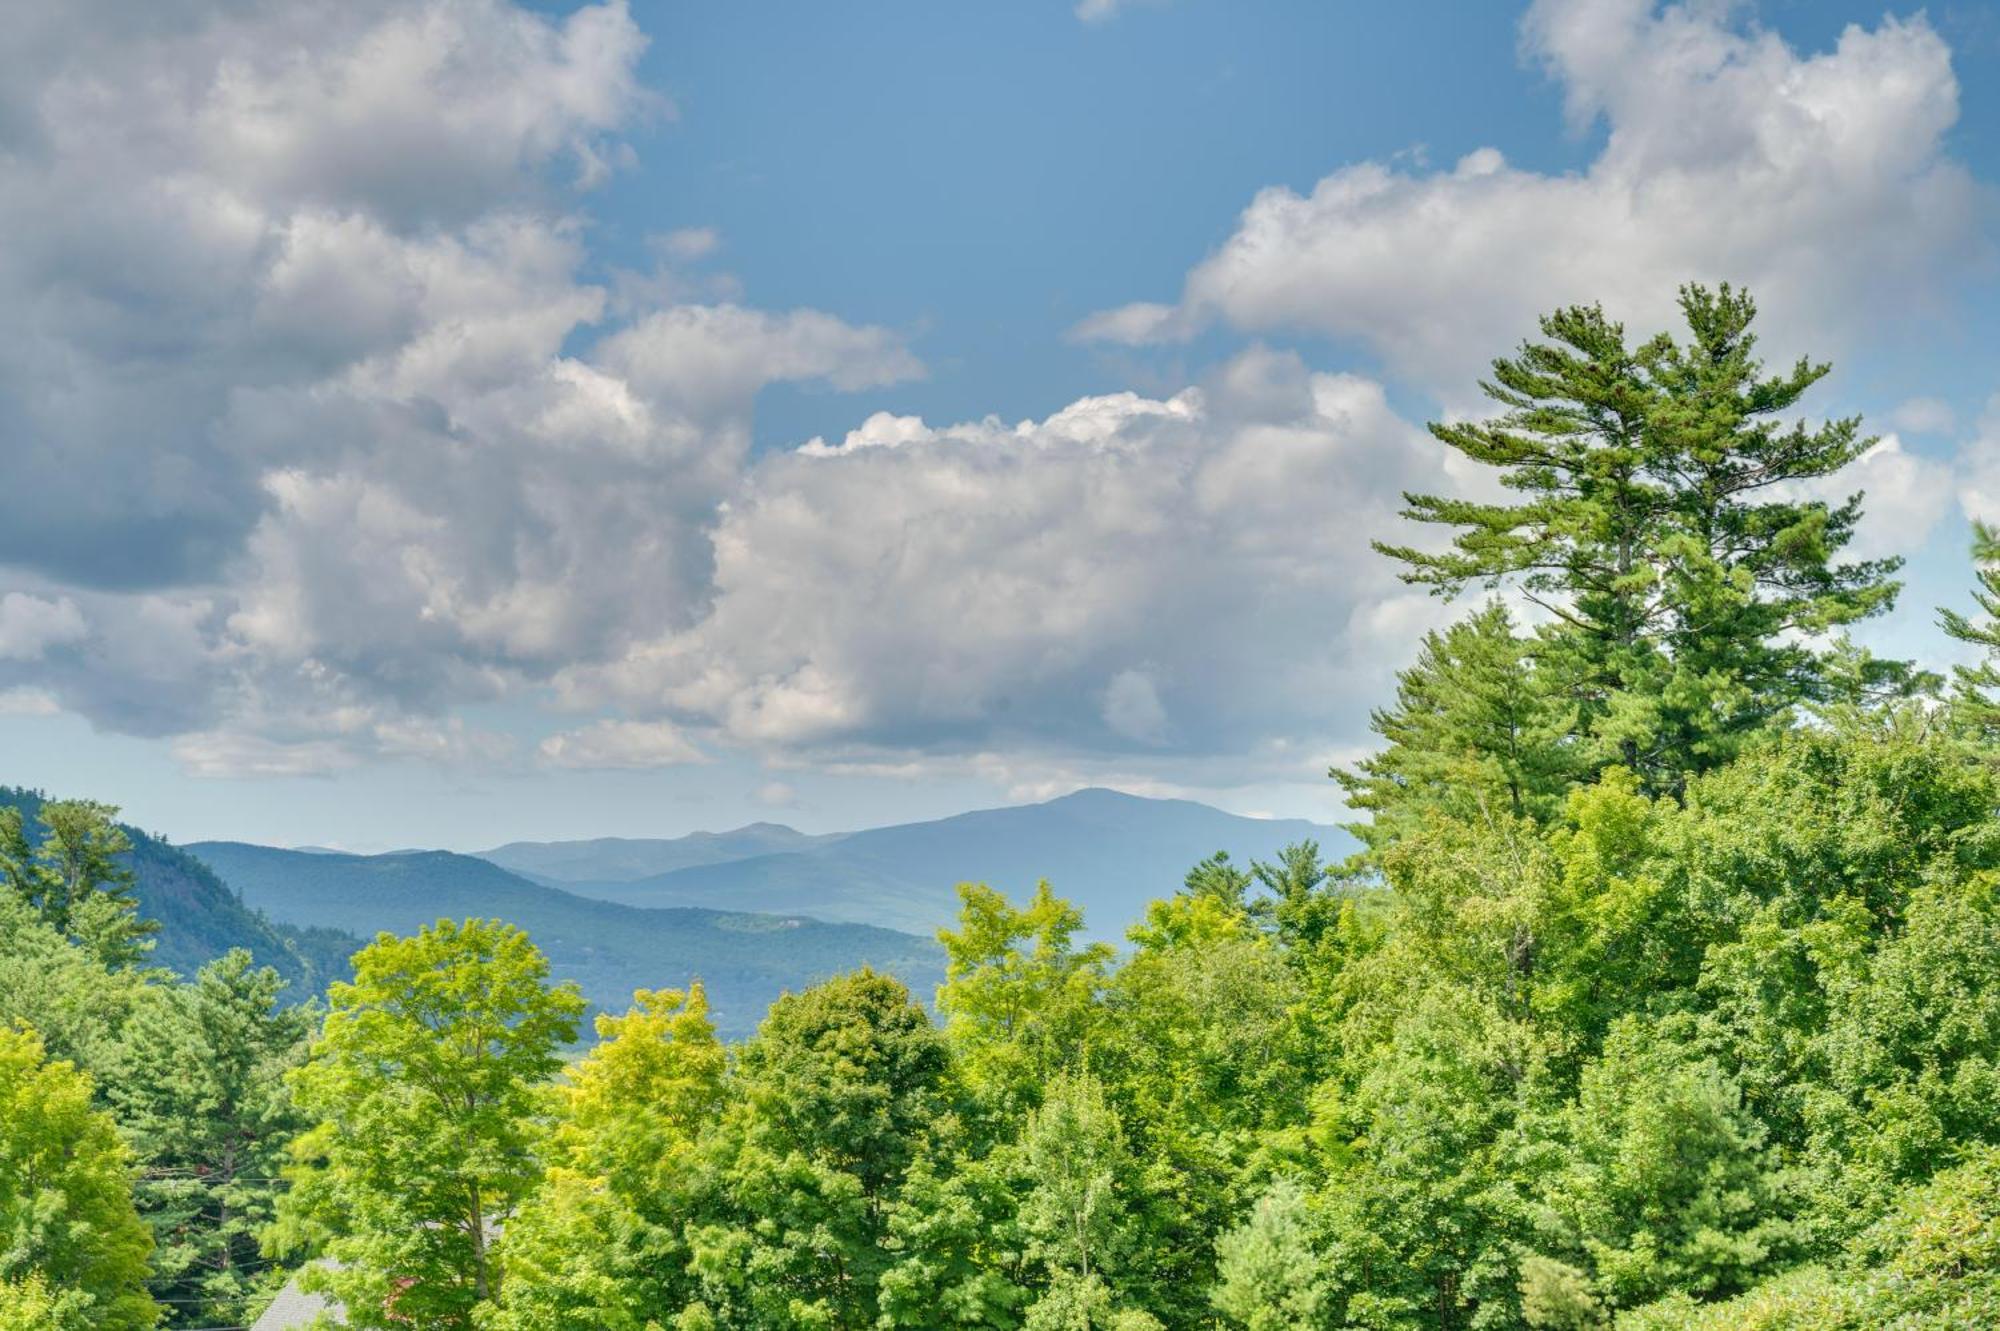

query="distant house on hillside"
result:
[251,1263,344,1330]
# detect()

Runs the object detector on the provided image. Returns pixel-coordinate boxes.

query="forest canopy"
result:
[7,287,2000,1330]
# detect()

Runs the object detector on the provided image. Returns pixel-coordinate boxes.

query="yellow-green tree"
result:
[484,985,725,1331]
[0,1026,156,1331]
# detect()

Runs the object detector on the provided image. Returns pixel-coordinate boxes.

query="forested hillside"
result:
[10,288,2000,1331]
[0,786,353,996]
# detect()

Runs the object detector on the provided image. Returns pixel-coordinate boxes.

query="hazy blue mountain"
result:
[0,786,356,998]
[185,841,942,1037]
[538,788,1351,939]
[478,823,842,885]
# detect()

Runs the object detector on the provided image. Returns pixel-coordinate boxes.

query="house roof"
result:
[250,1263,345,1330]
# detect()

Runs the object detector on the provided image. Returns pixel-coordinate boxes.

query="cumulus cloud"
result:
[0,0,920,777]
[538,719,708,770]
[559,346,1437,766]
[0,0,655,590]
[1,0,1983,805]
[1078,0,1986,397]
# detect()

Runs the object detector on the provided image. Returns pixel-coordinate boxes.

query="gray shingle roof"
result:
[250,1262,345,1330]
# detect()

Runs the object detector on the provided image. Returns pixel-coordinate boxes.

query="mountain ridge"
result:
[483,787,1350,939]
[478,822,844,884]
[184,840,942,1037]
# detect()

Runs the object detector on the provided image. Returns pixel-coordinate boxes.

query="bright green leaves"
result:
[937,881,1111,1122]
[1211,1179,1326,1331]
[273,918,584,1330]
[0,1026,156,1331]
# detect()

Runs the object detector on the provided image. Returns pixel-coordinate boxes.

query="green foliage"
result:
[0,1026,157,1331]
[0,786,350,996]
[0,798,156,970]
[1621,1147,2000,1328]
[1530,1016,1794,1309]
[483,985,726,1331]
[937,882,1111,1120]
[1518,1255,1602,1330]
[1941,521,2000,740]
[109,950,312,1329]
[0,1274,65,1331]
[1378,286,1905,795]
[18,282,2000,1331]
[687,968,950,1329]
[1337,602,1579,852]
[1211,1179,1325,1331]
[273,918,585,1330]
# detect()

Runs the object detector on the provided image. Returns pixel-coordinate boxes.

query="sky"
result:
[1,0,1998,851]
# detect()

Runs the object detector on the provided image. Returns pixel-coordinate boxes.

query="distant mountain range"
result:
[184,842,942,1037]
[0,787,356,999]
[7,781,1348,1037]
[481,823,841,885]
[475,788,1350,939]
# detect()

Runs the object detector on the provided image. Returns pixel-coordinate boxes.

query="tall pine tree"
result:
[1377,284,1904,795]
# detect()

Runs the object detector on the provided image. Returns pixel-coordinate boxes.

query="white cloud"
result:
[560,347,1435,762]
[755,781,798,809]
[171,732,364,780]
[0,0,1983,811]
[0,0,654,590]
[0,595,86,660]
[1079,1,1985,399]
[1782,434,1952,562]
[539,718,708,770]
[0,0,921,775]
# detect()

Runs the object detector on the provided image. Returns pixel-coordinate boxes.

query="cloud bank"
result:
[0,0,1987,805]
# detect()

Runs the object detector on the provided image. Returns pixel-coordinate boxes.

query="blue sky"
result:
[0,0,1996,850]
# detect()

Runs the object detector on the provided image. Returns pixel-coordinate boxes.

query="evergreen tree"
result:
[1211,1179,1326,1331]
[271,918,585,1330]
[1530,1016,1794,1311]
[110,950,312,1330]
[1337,602,1578,851]
[1378,285,1904,795]
[1941,520,2000,739]
[0,800,156,969]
